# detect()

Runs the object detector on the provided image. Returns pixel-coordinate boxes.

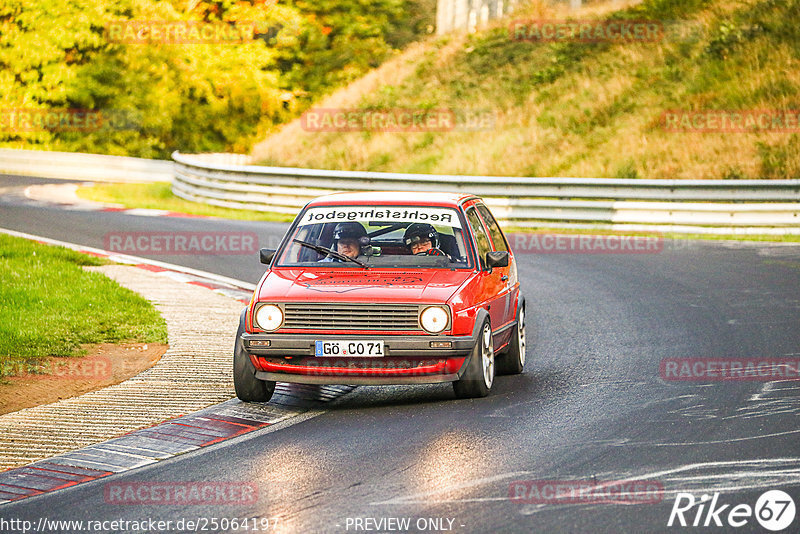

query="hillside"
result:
[251,0,800,179]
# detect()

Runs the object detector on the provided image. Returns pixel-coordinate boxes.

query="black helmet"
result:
[333,222,370,248]
[403,223,439,250]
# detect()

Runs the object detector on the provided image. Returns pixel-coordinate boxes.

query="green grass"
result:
[0,234,168,378]
[77,182,294,222]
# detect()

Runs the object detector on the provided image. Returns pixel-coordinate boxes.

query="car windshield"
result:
[277,205,473,269]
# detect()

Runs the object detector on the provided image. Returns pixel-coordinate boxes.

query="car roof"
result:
[305,191,478,208]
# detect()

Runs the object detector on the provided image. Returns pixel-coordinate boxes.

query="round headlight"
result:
[255,304,283,332]
[420,306,448,334]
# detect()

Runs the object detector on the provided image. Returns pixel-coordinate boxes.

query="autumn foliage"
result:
[0,0,433,157]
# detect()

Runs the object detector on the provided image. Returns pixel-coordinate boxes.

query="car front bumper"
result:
[242,332,475,385]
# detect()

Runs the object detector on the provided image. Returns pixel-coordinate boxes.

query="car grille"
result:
[282,303,420,331]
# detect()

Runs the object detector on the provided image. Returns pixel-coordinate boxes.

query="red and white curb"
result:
[0,227,255,303]
[0,388,353,505]
[23,183,215,219]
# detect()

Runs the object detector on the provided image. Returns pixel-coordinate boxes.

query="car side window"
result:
[476,204,509,252]
[466,206,492,270]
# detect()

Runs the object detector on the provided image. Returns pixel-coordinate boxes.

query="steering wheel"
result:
[415,248,447,257]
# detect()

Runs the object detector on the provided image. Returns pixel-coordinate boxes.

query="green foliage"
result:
[758,135,800,179]
[386,0,436,48]
[614,160,639,179]
[705,20,764,60]
[0,0,428,157]
[721,166,746,180]
[702,0,800,61]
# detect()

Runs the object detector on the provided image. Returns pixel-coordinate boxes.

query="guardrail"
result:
[172,151,800,235]
[0,148,172,183]
[1,148,797,234]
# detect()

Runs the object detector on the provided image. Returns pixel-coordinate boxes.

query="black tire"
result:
[453,319,494,398]
[233,310,275,402]
[497,305,526,375]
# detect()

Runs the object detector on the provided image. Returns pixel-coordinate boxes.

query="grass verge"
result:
[0,234,168,378]
[76,182,294,222]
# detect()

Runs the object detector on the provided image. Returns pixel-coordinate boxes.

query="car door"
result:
[475,202,518,349]
[475,203,519,348]
[464,203,511,349]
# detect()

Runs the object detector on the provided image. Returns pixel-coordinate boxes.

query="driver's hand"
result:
[422,248,450,258]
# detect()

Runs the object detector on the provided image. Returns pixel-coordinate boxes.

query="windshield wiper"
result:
[293,239,369,269]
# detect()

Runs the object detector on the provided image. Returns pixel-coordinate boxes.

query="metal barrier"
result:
[1,148,797,234]
[172,151,800,235]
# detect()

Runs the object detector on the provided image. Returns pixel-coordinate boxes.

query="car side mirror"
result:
[486,251,509,270]
[260,248,276,265]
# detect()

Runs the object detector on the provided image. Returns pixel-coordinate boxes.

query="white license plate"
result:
[315,340,384,357]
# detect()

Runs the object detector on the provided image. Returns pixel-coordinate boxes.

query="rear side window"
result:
[476,204,509,252]
[466,206,492,270]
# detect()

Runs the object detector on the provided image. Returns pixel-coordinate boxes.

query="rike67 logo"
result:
[668,490,796,531]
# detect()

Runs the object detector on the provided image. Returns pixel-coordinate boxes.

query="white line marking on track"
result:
[0,227,256,291]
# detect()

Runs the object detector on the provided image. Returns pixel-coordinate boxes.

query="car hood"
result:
[257,268,473,303]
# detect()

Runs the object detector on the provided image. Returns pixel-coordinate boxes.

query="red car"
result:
[234,191,526,401]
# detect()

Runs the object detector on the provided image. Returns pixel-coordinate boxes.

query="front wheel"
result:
[497,306,525,375]
[233,311,275,402]
[453,319,494,398]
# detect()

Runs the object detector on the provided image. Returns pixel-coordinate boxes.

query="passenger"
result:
[403,223,448,258]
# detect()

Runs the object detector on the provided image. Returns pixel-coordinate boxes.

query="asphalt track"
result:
[1,175,800,533]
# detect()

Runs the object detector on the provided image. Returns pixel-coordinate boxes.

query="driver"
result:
[321,222,370,261]
[403,223,448,257]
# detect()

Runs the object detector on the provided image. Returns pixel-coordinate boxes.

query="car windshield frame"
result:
[273,203,476,270]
